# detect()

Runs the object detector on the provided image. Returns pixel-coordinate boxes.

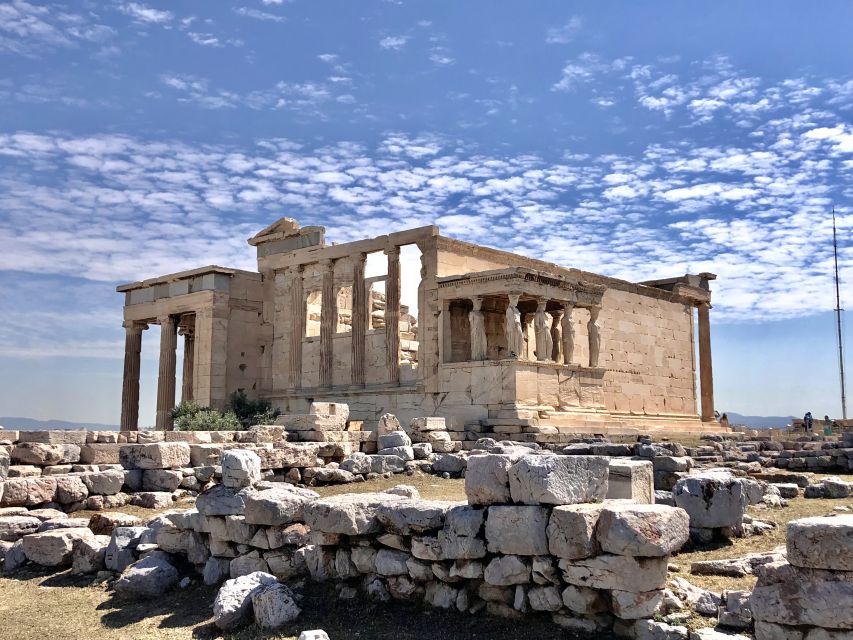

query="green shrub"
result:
[227,390,280,428]
[170,401,241,431]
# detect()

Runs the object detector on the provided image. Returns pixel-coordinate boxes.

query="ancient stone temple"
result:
[117,218,721,436]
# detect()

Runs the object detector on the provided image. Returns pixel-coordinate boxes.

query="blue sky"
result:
[1,0,853,425]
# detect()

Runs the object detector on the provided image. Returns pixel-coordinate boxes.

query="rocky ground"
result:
[0,473,850,640]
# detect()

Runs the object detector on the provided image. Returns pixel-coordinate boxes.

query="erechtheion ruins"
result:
[117,218,721,437]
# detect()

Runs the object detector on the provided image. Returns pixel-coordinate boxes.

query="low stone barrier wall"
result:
[751,515,853,640]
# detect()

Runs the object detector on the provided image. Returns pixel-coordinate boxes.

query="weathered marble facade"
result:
[117,218,720,436]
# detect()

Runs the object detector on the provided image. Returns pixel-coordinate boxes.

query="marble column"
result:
[534,298,553,361]
[505,293,524,359]
[550,309,564,362]
[385,246,401,385]
[697,302,715,421]
[588,306,601,368]
[351,252,367,387]
[155,314,178,430]
[320,258,336,389]
[120,321,146,431]
[469,296,487,360]
[288,265,305,390]
[561,302,575,365]
[179,318,195,403]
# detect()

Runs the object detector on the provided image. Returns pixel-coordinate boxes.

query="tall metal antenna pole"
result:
[833,206,847,420]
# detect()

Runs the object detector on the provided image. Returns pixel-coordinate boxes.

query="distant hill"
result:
[725,412,795,429]
[0,417,119,431]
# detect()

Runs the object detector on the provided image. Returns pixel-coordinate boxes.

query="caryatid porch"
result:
[434,268,610,416]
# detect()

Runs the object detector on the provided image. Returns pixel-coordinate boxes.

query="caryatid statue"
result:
[550,308,564,362]
[588,305,601,367]
[505,293,524,359]
[534,298,553,361]
[469,296,487,360]
[561,302,575,364]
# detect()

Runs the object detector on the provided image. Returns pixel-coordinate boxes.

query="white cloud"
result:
[0,1,115,56]
[379,35,409,50]
[118,2,173,25]
[234,7,285,23]
[545,17,582,44]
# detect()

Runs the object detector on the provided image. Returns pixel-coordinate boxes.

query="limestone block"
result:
[0,515,41,541]
[190,444,224,467]
[753,621,803,640]
[130,491,173,510]
[80,469,124,495]
[88,512,141,536]
[37,517,89,532]
[787,515,853,571]
[410,417,446,432]
[673,471,747,529]
[431,453,466,474]
[213,571,278,630]
[303,493,407,535]
[196,485,248,516]
[252,582,301,629]
[142,469,183,492]
[230,551,270,577]
[424,581,458,608]
[54,475,89,504]
[631,620,690,640]
[71,534,109,574]
[378,431,412,449]
[561,584,608,614]
[464,454,513,505]
[260,443,324,469]
[527,585,563,612]
[11,443,80,466]
[19,430,87,446]
[114,551,179,597]
[485,506,549,555]
[0,449,8,480]
[310,402,349,422]
[547,503,603,559]
[222,449,262,489]
[597,504,690,557]
[243,485,319,526]
[508,455,609,505]
[558,554,669,592]
[375,499,453,535]
[370,455,406,474]
[377,413,401,436]
[119,443,191,470]
[0,477,57,506]
[750,561,853,629]
[22,528,94,566]
[608,459,654,504]
[375,548,410,576]
[484,555,531,585]
[377,446,414,461]
[79,444,121,465]
[610,589,665,619]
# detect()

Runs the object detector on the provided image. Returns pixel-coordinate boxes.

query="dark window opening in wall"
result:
[449,299,473,362]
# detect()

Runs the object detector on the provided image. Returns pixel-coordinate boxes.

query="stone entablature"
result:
[116,218,722,435]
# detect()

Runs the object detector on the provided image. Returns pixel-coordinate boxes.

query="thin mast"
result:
[833,207,847,420]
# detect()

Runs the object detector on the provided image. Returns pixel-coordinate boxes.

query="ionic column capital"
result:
[123,320,148,333]
[157,314,176,327]
[384,244,400,257]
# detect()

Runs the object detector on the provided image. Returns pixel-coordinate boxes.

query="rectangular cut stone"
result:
[18,431,88,446]
[558,554,669,592]
[258,443,323,469]
[786,515,853,571]
[464,454,513,505]
[751,561,853,629]
[547,504,603,559]
[596,503,690,557]
[672,470,746,529]
[607,459,654,504]
[80,444,121,465]
[485,505,549,555]
[410,417,446,432]
[118,443,191,470]
[508,455,609,505]
[303,493,407,535]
